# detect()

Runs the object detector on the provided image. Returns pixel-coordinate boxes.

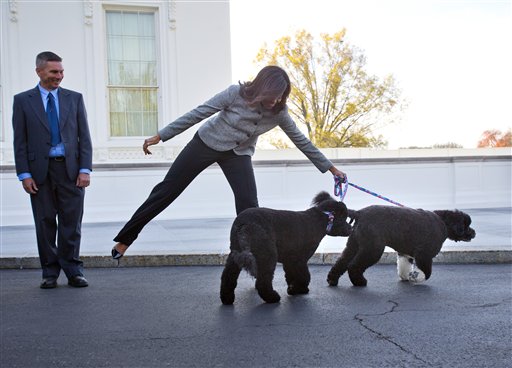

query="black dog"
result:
[327,206,476,287]
[220,192,352,304]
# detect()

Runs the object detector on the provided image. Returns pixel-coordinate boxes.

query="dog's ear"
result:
[333,200,348,217]
[463,212,472,228]
[311,191,333,206]
[330,201,352,236]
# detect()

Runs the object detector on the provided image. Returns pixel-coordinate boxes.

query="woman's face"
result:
[261,96,282,110]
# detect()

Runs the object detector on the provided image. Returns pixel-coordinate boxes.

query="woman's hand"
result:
[143,134,161,155]
[329,166,347,183]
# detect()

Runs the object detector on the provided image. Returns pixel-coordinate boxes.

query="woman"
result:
[112,66,346,259]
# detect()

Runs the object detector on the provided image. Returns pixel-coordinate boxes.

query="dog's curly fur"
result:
[220,191,352,304]
[327,205,476,287]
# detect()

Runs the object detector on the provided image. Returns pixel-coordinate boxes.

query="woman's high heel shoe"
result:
[111,246,124,260]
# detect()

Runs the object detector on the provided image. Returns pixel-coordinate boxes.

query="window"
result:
[106,10,158,137]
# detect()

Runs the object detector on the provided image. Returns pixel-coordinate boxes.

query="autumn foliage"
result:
[255,29,403,148]
[477,129,512,148]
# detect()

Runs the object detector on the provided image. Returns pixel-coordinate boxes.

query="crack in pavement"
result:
[468,297,512,309]
[354,300,434,367]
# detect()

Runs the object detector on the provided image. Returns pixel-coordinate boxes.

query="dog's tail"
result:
[231,250,258,277]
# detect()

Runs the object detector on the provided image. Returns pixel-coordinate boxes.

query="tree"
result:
[477,129,512,148]
[255,29,403,148]
[433,142,463,149]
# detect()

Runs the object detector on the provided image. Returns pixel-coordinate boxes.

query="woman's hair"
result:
[239,65,291,113]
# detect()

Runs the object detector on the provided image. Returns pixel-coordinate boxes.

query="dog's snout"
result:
[460,227,476,242]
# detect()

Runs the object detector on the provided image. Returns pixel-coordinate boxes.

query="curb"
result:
[1,250,510,270]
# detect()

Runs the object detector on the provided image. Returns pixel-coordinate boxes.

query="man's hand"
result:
[143,134,161,155]
[76,173,90,188]
[22,178,38,194]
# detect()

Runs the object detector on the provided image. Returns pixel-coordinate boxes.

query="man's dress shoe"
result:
[68,275,89,288]
[40,278,57,289]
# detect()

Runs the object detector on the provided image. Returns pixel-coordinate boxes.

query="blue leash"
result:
[334,176,406,207]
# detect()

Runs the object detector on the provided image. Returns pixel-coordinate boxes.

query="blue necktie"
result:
[47,93,61,146]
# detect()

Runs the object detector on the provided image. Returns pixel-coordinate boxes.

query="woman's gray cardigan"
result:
[158,84,333,173]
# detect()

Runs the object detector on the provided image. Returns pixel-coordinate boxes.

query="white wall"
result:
[0,0,232,163]
[1,2,510,227]
[1,149,510,226]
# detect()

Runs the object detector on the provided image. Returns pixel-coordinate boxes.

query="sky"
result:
[229,0,512,149]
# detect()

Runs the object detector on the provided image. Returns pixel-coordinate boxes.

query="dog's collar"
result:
[323,211,335,233]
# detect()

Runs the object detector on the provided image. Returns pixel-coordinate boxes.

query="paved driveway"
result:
[1,264,511,368]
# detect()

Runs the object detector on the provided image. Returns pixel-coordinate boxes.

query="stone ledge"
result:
[1,250,510,269]
[1,151,510,173]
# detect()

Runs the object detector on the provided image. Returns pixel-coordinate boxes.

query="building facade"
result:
[1,0,232,164]
[1,1,510,228]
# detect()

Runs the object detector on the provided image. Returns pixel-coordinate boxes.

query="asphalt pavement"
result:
[1,264,511,368]
[1,207,511,367]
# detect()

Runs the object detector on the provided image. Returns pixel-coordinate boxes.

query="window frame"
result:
[104,6,162,139]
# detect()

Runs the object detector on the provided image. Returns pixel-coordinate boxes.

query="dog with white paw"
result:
[327,206,476,287]
[396,254,425,283]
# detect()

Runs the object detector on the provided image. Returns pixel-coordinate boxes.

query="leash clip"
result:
[334,175,349,201]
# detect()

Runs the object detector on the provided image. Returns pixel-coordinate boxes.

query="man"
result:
[12,51,93,288]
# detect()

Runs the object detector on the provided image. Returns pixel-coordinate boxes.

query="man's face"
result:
[36,61,64,90]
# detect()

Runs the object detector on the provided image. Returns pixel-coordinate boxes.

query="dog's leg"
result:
[327,237,359,286]
[283,261,296,289]
[397,253,415,281]
[410,255,432,283]
[347,244,385,287]
[254,250,281,303]
[220,253,242,305]
[284,261,310,295]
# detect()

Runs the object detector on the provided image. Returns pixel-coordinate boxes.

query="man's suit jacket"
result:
[12,86,93,184]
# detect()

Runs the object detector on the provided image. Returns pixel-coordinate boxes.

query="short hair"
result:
[36,51,62,68]
[239,65,291,114]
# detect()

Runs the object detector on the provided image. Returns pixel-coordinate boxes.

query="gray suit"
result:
[12,86,93,279]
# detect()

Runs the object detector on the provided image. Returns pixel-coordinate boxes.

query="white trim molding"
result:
[9,0,18,22]
[84,0,94,25]
[168,0,176,29]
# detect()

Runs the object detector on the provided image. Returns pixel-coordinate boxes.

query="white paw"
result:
[397,255,414,281]
[408,269,426,283]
